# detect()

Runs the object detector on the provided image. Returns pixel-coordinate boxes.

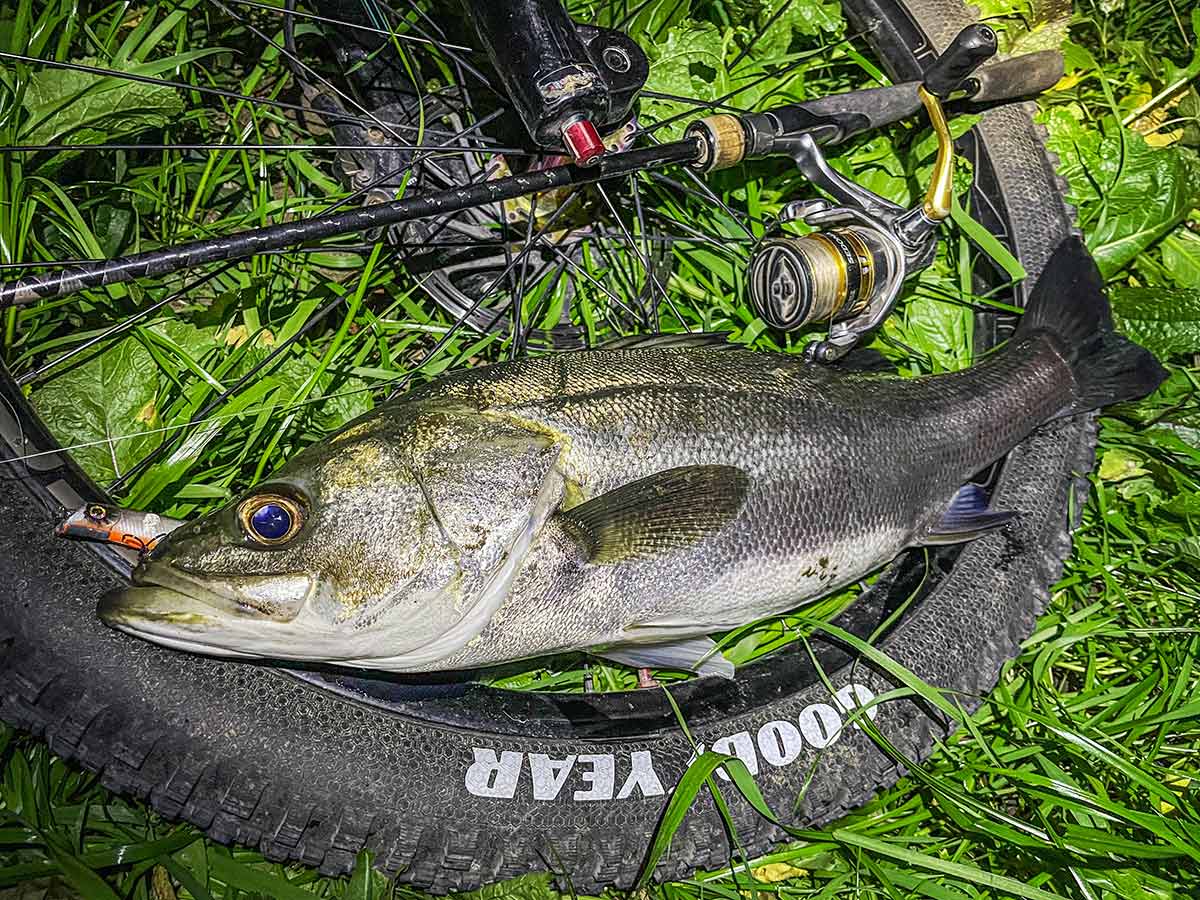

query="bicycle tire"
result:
[0,0,1087,892]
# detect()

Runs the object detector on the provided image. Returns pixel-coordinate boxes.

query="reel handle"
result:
[922,25,998,99]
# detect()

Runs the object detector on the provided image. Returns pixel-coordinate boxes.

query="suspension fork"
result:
[459,0,648,166]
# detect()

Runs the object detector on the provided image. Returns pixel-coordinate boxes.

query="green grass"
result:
[3,0,1200,897]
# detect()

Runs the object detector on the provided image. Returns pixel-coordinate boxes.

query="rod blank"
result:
[0,140,700,308]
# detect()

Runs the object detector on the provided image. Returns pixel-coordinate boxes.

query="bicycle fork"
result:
[459,0,648,167]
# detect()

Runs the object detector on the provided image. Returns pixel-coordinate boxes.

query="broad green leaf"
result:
[1047,111,1200,277]
[897,294,974,372]
[30,331,160,484]
[735,0,842,59]
[1098,448,1149,482]
[1162,491,1200,519]
[1162,229,1200,289]
[19,56,183,146]
[1110,285,1200,358]
[971,0,1031,15]
[640,21,727,137]
[1008,15,1070,56]
[639,1,843,138]
[242,346,374,432]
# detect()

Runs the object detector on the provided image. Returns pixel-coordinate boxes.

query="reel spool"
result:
[747,226,896,331]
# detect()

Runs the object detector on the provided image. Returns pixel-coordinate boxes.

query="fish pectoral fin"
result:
[557,465,749,564]
[594,331,740,352]
[923,483,1018,545]
[593,635,735,679]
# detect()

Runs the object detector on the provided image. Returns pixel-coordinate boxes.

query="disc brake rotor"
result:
[309,46,669,348]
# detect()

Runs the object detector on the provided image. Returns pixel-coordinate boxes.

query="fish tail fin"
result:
[1017,236,1166,410]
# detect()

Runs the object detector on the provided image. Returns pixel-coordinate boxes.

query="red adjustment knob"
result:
[561,118,605,167]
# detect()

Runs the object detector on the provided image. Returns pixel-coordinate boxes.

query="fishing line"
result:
[0,51,487,142]
[213,0,418,150]
[3,388,372,467]
[0,390,60,516]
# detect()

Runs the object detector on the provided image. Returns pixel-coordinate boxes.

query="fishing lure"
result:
[57,503,183,554]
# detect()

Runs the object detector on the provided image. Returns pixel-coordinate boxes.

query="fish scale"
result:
[427,337,1073,671]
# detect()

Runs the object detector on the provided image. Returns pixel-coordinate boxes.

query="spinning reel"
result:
[687,25,1016,362]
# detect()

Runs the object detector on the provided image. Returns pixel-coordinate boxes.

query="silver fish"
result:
[99,239,1164,676]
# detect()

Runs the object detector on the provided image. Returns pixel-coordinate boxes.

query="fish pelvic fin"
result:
[1017,236,1166,410]
[594,635,735,679]
[923,483,1017,545]
[557,465,749,564]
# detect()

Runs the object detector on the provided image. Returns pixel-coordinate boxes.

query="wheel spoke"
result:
[594,182,685,332]
[510,256,571,343]
[106,109,514,489]
[321,107,508,217]
[613,0,663,30]
[213,0,428,151]
[590,234,648,323]
[509,191,540,358]
[224,0,473,50]
[365,0,499,95]
[629,173,654,293]
[545,241,648,329]
[12,0,840,516]
[651,0,689,41]
[644,170,763,238]
[635,35,859,139]
[639,90,773,117]
[383,188,585,401]
[728,0,795,71]
[0,51,486,141]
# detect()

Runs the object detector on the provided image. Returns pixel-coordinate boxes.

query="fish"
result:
[98,238,1165,677]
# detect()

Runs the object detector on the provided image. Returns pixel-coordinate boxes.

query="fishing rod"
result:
[0,139,701,309]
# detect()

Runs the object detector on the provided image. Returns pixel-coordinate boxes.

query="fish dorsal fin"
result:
[558,465,749,564]
[924,483,1017,545]
[594,636,735,679]
[594,331,740,352]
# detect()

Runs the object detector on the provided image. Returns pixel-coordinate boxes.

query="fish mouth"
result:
[97,586,257,657]
[98,561,316,657]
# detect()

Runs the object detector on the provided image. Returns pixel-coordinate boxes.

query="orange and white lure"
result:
[56,503,184,554]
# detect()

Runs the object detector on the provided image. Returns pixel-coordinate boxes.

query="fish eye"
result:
[238,494,304,546]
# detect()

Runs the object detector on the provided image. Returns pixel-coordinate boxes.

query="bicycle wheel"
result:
[0,0,1085,891]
